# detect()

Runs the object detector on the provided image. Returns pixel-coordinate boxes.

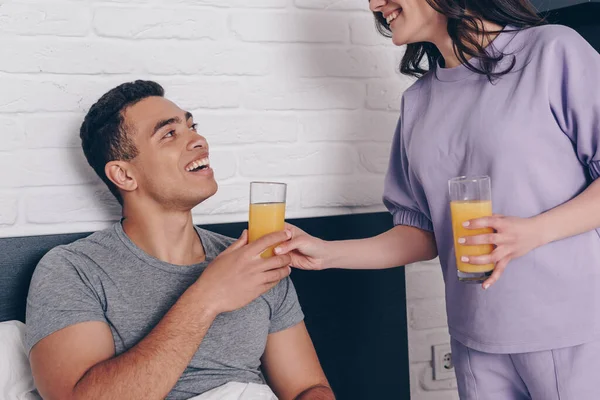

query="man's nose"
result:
[187,133,208,151]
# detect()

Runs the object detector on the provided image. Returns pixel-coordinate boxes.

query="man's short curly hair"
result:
[80,80,165,205]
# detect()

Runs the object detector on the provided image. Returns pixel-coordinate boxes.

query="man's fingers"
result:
[220,229,248,256]
[261,278,284,294]
[248,230,291,257]
[260,254,292,271]
[262,265,292,285]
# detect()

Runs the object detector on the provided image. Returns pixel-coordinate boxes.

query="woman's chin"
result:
[391,34,409,46]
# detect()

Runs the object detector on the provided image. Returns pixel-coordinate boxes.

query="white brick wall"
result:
[0,0,411,237]
[406,259,458,399]
[0,1,456,398]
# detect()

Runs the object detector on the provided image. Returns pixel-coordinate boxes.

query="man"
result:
[25,80,334,400]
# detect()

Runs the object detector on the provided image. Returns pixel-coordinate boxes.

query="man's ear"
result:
[105,161,137,194]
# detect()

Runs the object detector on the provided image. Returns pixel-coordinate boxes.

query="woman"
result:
[275,0,600,398]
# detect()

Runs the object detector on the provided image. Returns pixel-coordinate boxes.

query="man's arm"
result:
[261,322,335,400]
[31,288,217,400]
[30,230,293,400]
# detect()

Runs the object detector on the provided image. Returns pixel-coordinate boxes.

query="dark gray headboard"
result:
[0,232,90,323]
[0,212,410,400]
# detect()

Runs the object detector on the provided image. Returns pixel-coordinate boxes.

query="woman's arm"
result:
[275,224,437,270]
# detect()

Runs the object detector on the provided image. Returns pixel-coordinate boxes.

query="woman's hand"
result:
[460,215,544,289]
[275,224,330,271]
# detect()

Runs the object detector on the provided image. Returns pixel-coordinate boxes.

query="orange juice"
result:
[249,202,286,258]
[450,200,494,273]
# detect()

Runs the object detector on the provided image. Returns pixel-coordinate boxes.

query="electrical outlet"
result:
[432,343,454,381]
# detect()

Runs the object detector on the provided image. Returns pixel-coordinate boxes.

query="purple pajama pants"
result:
[451,338,600,399]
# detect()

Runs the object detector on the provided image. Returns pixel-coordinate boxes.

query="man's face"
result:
[123,96,217,210]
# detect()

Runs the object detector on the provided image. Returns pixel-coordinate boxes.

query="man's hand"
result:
[195,229,293,314]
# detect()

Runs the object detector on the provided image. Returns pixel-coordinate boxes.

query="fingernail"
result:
[483,283,490,290]
[461,256,469,262]
[458,237,466,244]
[274,247,281,254]
[462,221,470,227]
[288,267,292,274]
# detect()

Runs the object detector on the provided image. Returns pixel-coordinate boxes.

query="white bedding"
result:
[0,321,40,400]
[0,320,276,400]
[189,382,278,400]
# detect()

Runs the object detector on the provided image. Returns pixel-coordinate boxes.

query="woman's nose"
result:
[369,0,387,12]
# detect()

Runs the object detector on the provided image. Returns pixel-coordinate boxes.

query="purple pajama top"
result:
[383,24,600,353]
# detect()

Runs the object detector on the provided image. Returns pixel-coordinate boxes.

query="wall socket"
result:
[432,343,454,381]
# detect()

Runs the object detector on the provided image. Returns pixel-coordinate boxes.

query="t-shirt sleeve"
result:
[383,115,434,231]
[548,27,600,180]
[25,248,107,354]
[268,277,304,334]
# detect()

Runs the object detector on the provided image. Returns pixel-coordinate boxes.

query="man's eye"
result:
[190,123,198,131]
[164,130,175,139]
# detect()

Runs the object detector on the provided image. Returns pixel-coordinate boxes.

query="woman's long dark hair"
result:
[373,0,544,80]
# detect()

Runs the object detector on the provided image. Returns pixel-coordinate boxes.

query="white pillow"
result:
[0,321,41,400]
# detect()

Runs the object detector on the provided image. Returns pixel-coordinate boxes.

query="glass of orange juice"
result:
[248,181,287,258]
[448,176,494,283]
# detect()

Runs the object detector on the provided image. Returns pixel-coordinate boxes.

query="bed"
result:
[0,212,410,400]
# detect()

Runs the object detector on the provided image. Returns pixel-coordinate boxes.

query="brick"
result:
[230,12,348,43]
[407,328,451,362]
[25,186,120,224]
[94,6,227,39]
[0,77,118,113]
[367,78,416,111]
[0,39,271,76]
[301,177,384,208]
[164,80,241,110]
[239,145,357,177]
[166,0,287,6]
[144,43,271,76]
[193,182,250,216]
[244,80,364,110]
[208,149,237,181]
[299,110,398,142]
[359,143,391,174]
[194,112,298,145]
[272,46,394,78]
[405,264,446,300]
[0,149,99,188]
[0,116,25,151]
[350,15,392,46]
[0,192,18,225]
[23,114,83,148]
[295,0,368,10]
[194,181,300,216]
[0,3,90,37]
[408,298,448,330]
[0,38,133,75]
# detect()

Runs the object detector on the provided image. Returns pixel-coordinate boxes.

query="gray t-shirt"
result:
[25,222,304,399]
